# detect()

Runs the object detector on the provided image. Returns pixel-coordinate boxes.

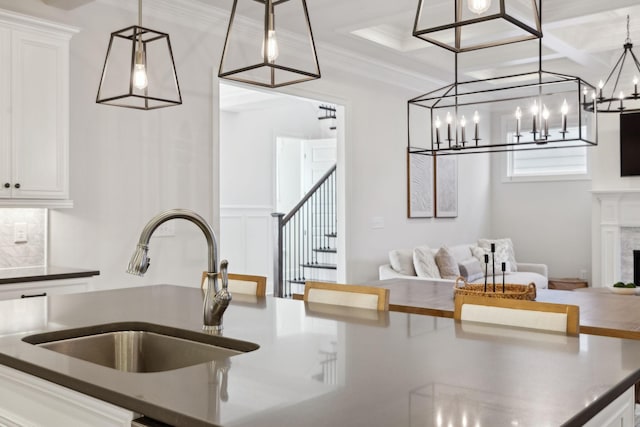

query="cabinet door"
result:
[0,27,10,198]
[10,29,68,199]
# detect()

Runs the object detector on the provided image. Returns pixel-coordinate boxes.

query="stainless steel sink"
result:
[22,322,259,373]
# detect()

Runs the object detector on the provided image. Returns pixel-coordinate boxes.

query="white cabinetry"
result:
[0,364,134,427]
[0,10,77,208]
[583,386,635,427]
[0,278,89,301]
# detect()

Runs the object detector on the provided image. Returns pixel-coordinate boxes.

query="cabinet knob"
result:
[14,183,20,189]
[3,183,8,188]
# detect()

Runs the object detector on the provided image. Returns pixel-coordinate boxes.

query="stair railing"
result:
[272,164,337,297]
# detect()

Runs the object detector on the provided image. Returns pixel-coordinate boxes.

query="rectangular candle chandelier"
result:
[408,0,598,155]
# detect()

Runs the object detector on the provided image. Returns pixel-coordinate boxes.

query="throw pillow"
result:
[389,249,416,276]
[413,246,441,279]
[471,246,511,274]
[458,258,484,282]
[435,246,460,279]
[477,238,518,272]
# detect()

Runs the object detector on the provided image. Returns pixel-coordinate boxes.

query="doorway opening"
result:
[219,82,344,295]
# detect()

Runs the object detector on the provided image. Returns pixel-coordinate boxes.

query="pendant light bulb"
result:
[468,0,491,15]
[262,5,279,63]
[265,30,279,63]
[133,50,148,90]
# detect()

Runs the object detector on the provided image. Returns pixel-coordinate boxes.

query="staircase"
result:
[272,165,337,297]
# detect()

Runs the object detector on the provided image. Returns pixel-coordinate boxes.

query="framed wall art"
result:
[435,155,458,218]
[407,152,434,218]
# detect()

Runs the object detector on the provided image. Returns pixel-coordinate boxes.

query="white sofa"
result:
[379,243,548,289]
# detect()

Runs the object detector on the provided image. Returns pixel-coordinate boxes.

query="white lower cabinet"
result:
[583,386,635,427]
[0,364,134,427]
[0,278,89,301]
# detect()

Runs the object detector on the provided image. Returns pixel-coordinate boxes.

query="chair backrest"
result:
[453,294,579,335]
[303,281,390,311]
[201,272,267,297]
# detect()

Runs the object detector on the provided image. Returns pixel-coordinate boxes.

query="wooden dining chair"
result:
[201,272,267,297]
[303,281,390,311]
[454,294,580,335]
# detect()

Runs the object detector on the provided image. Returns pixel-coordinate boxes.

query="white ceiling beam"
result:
[41,0,95,10]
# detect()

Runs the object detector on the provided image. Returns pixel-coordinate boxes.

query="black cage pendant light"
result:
[589,15,640,114]
[218,0,320,88]
[408,0,597,155]
[413,0,542,53]
[96,0,182,110]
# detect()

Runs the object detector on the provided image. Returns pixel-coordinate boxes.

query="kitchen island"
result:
[0,285,638,426]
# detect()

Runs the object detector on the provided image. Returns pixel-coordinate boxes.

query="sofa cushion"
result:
[413,246,441,279]
[389,249,416,276]
[448,244,473,264]
[476,238,517,272]
[435,246,460,279]
[458,258,484,282]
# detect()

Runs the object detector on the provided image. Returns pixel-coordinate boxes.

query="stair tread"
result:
[313,248,337,253]
[325,233,337,238]
[301,263,337,270]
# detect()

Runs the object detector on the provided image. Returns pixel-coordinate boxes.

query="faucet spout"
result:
[126,209,231,331]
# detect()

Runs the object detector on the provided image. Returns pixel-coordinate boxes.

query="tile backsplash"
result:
[0,209,46,269]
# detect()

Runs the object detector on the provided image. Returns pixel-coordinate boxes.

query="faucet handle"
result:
[219,259,229,290]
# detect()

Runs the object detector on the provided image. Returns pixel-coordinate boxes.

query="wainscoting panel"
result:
[220,206,273,294]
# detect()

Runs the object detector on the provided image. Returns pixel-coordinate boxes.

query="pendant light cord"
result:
[626,15,631,44]
[137,0,143,52]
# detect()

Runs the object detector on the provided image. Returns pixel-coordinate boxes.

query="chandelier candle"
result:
[560,99,568,136]
[531,102,538,138]
[446,112,452,144]
[634,76,639,96]
[542,105,550,139]
[473,111,480,144]
[435,116,441,146]
[460,115,467,145]
[515,106,522,142]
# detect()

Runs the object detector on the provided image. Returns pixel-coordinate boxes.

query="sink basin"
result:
[22,322,259,373]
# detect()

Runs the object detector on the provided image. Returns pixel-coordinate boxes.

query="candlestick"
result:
[460,115,466,145]
[435,116,441,146]
[484,254,489,292]
[634,76,639,96]
[491,244,495,292]
[582,87,587,104]
[446,112,452,145]
[501,262,506,293]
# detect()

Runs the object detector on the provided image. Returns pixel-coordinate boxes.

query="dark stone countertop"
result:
[0,285,638,427]
[0,266,100,284]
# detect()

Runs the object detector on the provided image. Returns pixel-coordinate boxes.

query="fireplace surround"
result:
[593,190,640,287]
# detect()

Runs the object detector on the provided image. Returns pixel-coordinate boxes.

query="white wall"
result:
[0,0,224,290]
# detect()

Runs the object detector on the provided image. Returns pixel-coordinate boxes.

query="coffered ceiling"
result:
[203,0,640,91]
[45,0,640,93]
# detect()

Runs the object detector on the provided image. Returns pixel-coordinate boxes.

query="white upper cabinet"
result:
[0,10,77,207]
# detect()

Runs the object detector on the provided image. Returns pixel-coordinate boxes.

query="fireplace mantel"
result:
[592,189,640,286]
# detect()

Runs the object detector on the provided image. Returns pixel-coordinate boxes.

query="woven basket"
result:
[453,277,537,300]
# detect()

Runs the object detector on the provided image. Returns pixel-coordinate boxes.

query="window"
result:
[504,128,589,182]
